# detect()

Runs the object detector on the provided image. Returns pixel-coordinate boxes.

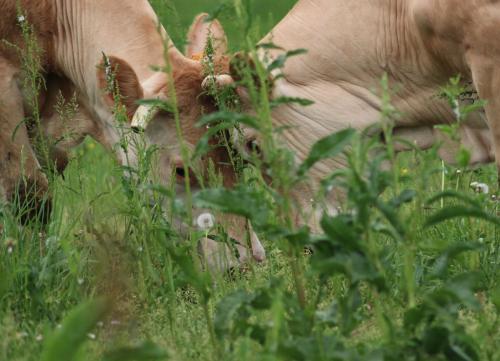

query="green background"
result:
[150,0,297,51]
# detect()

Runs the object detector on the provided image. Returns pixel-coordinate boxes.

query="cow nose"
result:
[245,137,262,158]
[173,159,196,184]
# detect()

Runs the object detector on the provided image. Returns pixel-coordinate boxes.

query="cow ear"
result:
[186,13,228,60]
[97,55,144,120]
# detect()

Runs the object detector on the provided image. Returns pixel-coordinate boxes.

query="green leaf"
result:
[403,306,428,332]
[425,190,481,208]
[197,111,260,130]
[135,98,175,113]
[298,129,356,176]
[214,290,252,338]
[320,214,360,251]
[102,341,169,361]
[193,186,270,228]
[425,205,500,227]
[456,147,471,168]
[41,298,111,361]
[423,327,449,355]
[389,189,416,208]
[431,243,483,278]
[267,49,308,72]
[492,286,500,312]
[270,97,314,109]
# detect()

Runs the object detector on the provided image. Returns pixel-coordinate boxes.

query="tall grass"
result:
[1,1,499,361]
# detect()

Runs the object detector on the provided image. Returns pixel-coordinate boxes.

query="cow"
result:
[0,1,265,270]
[210,0,496,230]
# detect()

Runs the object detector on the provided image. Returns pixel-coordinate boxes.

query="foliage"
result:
[0,1,498,361]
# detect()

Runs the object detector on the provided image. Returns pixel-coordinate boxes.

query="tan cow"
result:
[217,0,496,230]
[0,2,264,269]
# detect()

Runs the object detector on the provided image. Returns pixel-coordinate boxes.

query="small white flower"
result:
[478,237,484,243]
[196,213,215,231]
[77,278,84,285]
[7,247,13,254]
[17,15,25,23]
[137,246,143,253]
[470,182,489,194]
[87,333,96,340]
[35,334,43,342]
[456,169,462,174]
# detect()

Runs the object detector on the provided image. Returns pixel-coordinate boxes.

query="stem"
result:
[202,300,220,359]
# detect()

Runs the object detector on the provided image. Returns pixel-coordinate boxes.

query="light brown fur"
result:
[233,0,498,232]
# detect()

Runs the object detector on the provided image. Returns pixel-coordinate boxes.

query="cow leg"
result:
[463,8,500,184]
[467,57,500,184]
[0,60,50,222]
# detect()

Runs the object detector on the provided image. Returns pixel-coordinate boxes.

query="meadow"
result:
[0,1,499,360]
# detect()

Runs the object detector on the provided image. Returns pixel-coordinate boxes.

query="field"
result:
[1,1,499,361]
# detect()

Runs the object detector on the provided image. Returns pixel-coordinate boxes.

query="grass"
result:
[1,1,499,361]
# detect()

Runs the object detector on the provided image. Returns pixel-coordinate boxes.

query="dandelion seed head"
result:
[196,213,215,231]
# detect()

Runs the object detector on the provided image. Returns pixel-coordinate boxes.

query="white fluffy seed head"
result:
[196,213,215,231]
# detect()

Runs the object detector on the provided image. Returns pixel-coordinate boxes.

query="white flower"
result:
[87,333,96,340]
[196,213,215,231]
[137,246,143,253]
[17,15,25,23]
[470,182,489,194]
[77,278,84,285]
[35,334,43,342]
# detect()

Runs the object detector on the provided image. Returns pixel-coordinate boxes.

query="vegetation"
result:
[1,1,498,360]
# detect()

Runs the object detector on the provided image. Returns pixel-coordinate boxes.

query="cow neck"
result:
[52,0,182,114]
[258,0,450,155]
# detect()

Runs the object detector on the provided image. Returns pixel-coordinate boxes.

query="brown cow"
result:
[213,0,496,230]
[0,1,264,270]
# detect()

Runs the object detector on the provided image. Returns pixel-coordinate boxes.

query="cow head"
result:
[93,14,265,272]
